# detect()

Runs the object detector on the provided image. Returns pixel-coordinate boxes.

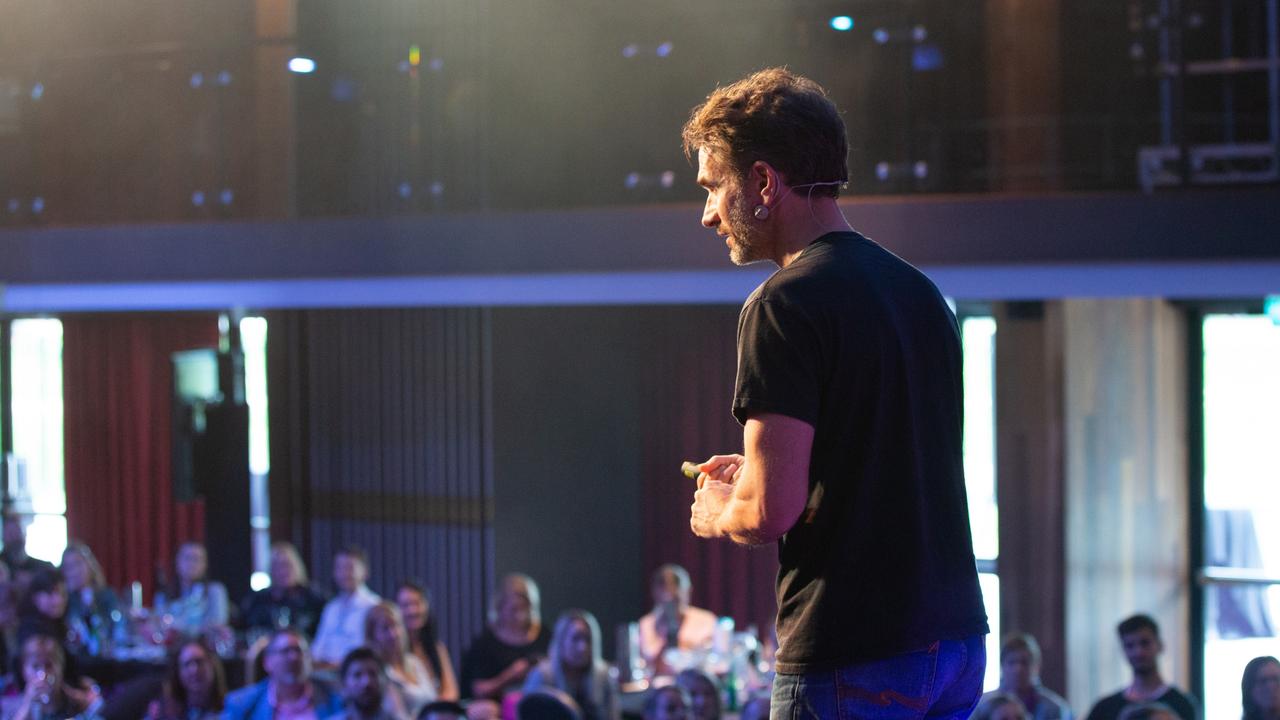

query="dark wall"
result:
[491,308,647,658]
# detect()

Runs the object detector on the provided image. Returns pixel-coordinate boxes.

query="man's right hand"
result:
[697,454,745,489]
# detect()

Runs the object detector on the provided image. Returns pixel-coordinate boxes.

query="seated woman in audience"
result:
[394,582,458,702]
[673,669,719,720]
[998,632,1073,720]
[2,634,102,720]
[18,570,70,649]
[146,639,227,720]
[459,574,549,702]
[1243,656,1280,720]
[60,544,119,657]
[973,692,1032,720]
[239,542,327,639]
[154,543,229,638]
[366,601,437,718]
[642,686,690,720]
[522,610,617,720]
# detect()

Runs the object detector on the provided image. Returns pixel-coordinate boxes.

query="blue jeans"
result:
[770,635,987,720]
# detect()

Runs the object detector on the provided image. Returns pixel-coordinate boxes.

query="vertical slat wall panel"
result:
[267,308,493,669]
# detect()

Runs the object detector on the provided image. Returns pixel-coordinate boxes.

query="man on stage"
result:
[684,68,989,719]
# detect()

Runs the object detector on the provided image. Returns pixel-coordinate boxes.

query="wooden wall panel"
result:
[1063,299,1190,711]
[267,307,494,667]
[995,301,1068,694]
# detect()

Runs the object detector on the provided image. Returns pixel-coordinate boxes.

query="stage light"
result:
[189,72,204,89]
[429,181,444,197]
[429,58,444,72]
[217,71,232,86]
[250,572,270,592]
[397,182,412,199]
[622,44,639,58]
[829,16,854,32]
[875,162,891,181]
[625,172,641,189]
[874,28,890,44]
[912,45,944,71]
[913,161,929,179]
[6,198,19,214]
[191,191,206,207]
[656,42,673,57]
[408,45,422,68]
[660,170,676,188]
[31,197,44,214]
[288,57,317,74]
[219,189,234,205]
[30,83,44,101]
[912,25,928,42]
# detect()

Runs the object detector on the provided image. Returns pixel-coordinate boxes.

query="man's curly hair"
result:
[682,68,848,198]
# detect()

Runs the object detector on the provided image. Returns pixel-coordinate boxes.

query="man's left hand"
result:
[690,480,734,538]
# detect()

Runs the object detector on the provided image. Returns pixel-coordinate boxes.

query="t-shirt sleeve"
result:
[733,296,823,427]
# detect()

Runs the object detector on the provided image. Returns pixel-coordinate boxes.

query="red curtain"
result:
[62,314,219,599]
[639,307,780,637]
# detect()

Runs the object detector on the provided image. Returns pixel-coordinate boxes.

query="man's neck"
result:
[1129,671,1167,696]
[274,680,308,704]
[339,585,362,599]
[350,703,383,720]
[771,199,853,268]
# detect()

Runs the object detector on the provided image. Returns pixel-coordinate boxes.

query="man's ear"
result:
[751,160,783,205]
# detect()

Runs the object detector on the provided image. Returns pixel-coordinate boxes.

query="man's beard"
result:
[725,198,768,266]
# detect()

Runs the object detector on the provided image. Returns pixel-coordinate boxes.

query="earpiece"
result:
[753,205,770,220]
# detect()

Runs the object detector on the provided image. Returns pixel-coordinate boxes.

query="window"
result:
[962,315,1001,691]
[1199,312,1280,720]
[7,318,67,563]
[240,316,272,590]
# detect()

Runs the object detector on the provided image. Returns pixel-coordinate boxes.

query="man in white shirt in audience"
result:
[637,564,717,676]
[311,545,380,669]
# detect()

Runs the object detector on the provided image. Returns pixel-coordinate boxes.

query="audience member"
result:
[998,632,1073,720]
[155,543,230,637]
[147,639,228,720]
[239,543,328,640]
[60,544,119,657]
[1084,615,1198,720]
[395,582,458,701]
[673,670,719,720]
[415,701,465,720]
[0,562,20,670]
[366,602,436,717]
[973,693,1032,720]
[223,628,343,720]
[1,634,102,720]
[1,513,56,590]
[312,546,380,669]
[641,686,689,720]
[325,647,399,720]
[637,566,715,676]
[1243,656,1280,720]
[522,610,617,720]
[17,569,70,649]
[460,574,548,702]
[737,694,768,720]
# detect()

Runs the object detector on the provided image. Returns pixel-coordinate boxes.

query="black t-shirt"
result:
[733,231,989,674]
[1084,687,1200,720]
[459,626,551,700]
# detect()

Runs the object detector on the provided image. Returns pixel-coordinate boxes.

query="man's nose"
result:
[701,198,718,228]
